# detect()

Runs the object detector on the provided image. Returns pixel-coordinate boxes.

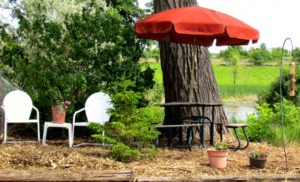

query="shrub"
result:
[88,78,160,162]
[107,144,141,162]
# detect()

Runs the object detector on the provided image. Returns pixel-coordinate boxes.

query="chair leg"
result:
[68,126,72,147]
[37,122,40,142]
[72,125,75,145]
[3,122,7,144]
[42,124,48,145]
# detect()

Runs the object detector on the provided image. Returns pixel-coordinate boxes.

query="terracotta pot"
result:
[249,157,267,169]
[51,106,66,123]
[207,149,228,168]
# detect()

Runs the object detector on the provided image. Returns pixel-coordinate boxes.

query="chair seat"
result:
[7,119,39,123]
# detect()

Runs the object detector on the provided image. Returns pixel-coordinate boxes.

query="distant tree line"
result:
[143,43,300,66]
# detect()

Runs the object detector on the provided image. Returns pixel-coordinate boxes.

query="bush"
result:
[245,100,300,145]
[259,68,300,107]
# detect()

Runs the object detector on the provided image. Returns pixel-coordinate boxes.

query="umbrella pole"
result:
[188,44,197,102]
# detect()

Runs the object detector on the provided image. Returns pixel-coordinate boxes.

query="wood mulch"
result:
[0,134,299,179]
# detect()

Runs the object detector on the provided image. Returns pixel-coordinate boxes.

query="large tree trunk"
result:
[154,0,228,134]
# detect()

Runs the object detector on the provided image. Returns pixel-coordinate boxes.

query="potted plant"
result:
[51,100,71,123]
[249,152,268,169]
[207,142,229,168]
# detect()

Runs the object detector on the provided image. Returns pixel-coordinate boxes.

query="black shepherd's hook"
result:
[279,37,294,172]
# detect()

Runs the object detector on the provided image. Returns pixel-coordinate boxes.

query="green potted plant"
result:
[51,100,71,123]
[207,142,229,168]
[249,152,268,169]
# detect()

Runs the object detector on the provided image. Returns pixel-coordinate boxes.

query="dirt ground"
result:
[0,134,299,178]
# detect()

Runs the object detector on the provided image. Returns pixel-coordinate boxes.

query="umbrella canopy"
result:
[135,5,259,46]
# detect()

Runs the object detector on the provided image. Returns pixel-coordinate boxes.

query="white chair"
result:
[72,92,113,146]
[1,90,40,144]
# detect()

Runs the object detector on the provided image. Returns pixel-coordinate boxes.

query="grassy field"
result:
[149,62,283,98]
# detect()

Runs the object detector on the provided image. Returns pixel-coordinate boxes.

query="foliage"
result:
[213,142,228,150]
[245,100,300,144]
[107,144,141,162]
[0,0,153,123]
[259,67,300,107]
[246,103,275,142]
[249,152,268,160]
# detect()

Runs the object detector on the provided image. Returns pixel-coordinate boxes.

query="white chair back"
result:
[3,90,33,122]
[85,92,112,124]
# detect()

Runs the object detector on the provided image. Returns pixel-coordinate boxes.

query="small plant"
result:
[249,152,268,160]
[214,142,228,150]
[107,144,141,162]
[55,100,71,110]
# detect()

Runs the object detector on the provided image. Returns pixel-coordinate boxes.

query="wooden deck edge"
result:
[136,175,300,182]
[0,170,133,182]
[0,170,298,182]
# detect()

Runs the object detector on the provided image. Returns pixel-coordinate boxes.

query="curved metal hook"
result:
[279,37,294,172]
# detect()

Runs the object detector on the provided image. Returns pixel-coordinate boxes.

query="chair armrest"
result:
[32,105,40,121]
[0,106,5,118]
[72,108,85,125]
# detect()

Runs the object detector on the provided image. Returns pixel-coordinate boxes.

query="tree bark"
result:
[154,0,228,131]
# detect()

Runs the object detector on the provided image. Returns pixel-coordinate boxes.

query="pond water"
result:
[223,102,257,122]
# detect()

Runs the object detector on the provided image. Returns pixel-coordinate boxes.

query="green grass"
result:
[149,62,283,98]
[271,124,300,146]
[213,65,281,98]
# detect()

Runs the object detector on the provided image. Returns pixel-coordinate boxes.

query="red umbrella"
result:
[135,5,259,46]
[135,5,259,101]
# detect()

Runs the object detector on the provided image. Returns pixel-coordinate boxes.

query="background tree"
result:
[219,46,242,85]
[293,48,300,63]
[0,0,154,125]
[248,43,271,65]
[153,0,227,129]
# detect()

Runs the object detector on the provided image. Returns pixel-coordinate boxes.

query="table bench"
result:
[155,123,202,151]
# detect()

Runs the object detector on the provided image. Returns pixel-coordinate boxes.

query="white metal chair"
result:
[1,90,40,144]
[72,92,113,146]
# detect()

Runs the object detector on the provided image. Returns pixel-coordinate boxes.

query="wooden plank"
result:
[136,175,300,182]
[160,102,222,107]
[0,170,133,182]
